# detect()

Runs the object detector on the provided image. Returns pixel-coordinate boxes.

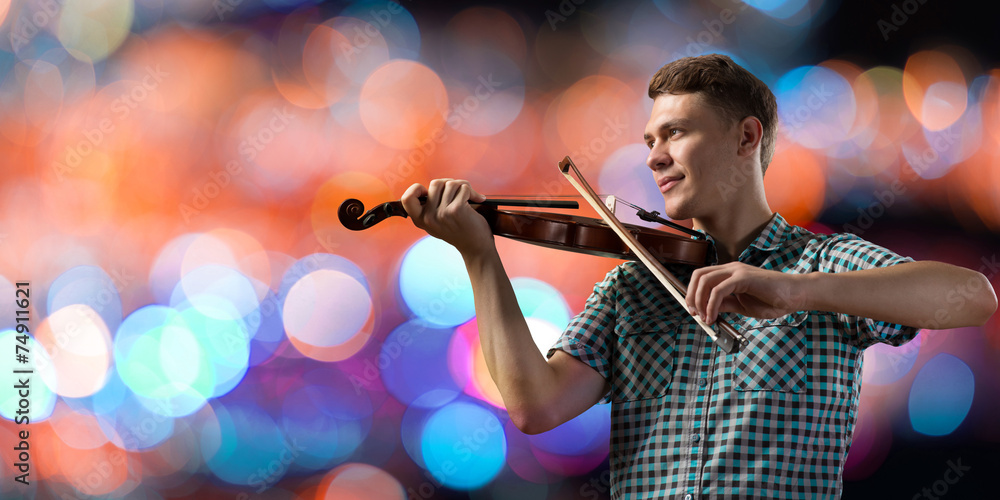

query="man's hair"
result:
[648,54,778,174]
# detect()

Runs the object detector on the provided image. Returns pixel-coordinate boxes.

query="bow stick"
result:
[558,156,746,353]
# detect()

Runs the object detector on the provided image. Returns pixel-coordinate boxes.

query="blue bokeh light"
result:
[528,404,611,456]
[399,237,476,327]
[97,390,175,450]
[201,401,294,487]
[775,65,856,149]
[47,265,123,333]
[420,401,507,490]
[380,320,462,408]
[511,277,571,330]
[908,353,975,436]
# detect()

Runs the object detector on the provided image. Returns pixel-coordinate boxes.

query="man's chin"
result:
[660,201,692,222]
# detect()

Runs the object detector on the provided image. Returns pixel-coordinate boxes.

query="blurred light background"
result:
[0,0,998,498]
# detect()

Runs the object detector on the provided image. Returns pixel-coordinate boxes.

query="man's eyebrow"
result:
[644,119,692,140]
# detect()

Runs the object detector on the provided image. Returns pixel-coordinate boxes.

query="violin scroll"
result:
[339,199,408,231]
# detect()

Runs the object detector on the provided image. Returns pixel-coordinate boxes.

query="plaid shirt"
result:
[547,213,919,499]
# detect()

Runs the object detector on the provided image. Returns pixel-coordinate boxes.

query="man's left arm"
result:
[688,260,997,330]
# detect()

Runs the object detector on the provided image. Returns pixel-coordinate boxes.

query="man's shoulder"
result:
[773,217,912,271]
[775,218,874,255]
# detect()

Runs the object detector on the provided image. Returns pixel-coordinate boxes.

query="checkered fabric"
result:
[547,213,919,499]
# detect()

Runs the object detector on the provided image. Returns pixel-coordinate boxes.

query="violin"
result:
[338,197,710,267]
[338,156,746,353]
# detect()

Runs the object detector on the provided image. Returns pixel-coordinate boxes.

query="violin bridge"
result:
[604,195,617,215]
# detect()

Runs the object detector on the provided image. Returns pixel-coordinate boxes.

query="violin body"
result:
[477,206,708,266]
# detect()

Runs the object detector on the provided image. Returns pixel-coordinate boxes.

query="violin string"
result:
[613,198,644,212]
[485,194,615,199]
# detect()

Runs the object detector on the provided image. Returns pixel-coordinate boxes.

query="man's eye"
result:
[647,141,654,149]
[670,129,681,136]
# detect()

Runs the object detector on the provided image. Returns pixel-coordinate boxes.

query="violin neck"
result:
[416,196,579,210]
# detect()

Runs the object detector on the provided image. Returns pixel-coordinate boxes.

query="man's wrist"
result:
[461,242,501,272]
[794,271,829,313]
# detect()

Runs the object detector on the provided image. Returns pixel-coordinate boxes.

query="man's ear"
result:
[736,116,763,159]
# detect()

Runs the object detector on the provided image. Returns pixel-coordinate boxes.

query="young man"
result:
[400,54,997,499]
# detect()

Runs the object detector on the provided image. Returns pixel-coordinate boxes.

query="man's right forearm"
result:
[462,247,558,431]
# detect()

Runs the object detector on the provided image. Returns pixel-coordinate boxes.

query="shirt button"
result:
[692,434,701,443]
[698,378,707,388]
[684,494,693,500]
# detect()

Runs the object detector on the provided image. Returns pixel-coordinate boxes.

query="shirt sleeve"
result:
[814,233,921,348]
[546,265,619,404]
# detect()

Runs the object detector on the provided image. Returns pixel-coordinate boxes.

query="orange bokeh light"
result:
[48,402,112,450]
[32,421,138,496]
[360,61,449,150]
[764,146,827,226]
[316,463,406,500]
[285,311,375,363]
[302,25,353,106]
[554,75,638,173]
[903,50,968,131]
[0,0,10,26]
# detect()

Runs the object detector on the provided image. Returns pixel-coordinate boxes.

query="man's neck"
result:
[693,202,774,264]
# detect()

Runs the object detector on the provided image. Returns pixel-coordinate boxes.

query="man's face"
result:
[644,92,739,221]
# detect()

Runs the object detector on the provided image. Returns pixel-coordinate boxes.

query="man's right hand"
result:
[401,178,495,256]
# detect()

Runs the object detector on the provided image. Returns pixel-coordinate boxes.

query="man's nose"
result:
[647,143,671,170]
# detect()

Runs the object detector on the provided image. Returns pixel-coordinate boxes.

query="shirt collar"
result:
[746,212,791,252]
[697,213,790,265]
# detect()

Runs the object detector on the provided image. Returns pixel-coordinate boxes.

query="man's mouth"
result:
[657,176,683,193]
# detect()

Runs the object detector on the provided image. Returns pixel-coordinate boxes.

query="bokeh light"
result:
[360,60,448,150]
[420,401,507,490]
[280,384,346,470]
[114,305,212,417]
[399,236,476,327]
[318,462,406,500]
[763,146,826,225]
[449,320,504,408]
[201,400,292,487]
[862,333,922,385]
[35,304,112,398]
[46,265,123,332]
[903,50,968,132]
[283,269,372,347]
[0,329,57,422]
[381,320,463,408]
[57,0,135,62]
[775,65,856,149]
[908,353,976,436]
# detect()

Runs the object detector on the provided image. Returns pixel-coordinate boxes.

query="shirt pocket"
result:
[728,311,808,393]
[611,314,678,402]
